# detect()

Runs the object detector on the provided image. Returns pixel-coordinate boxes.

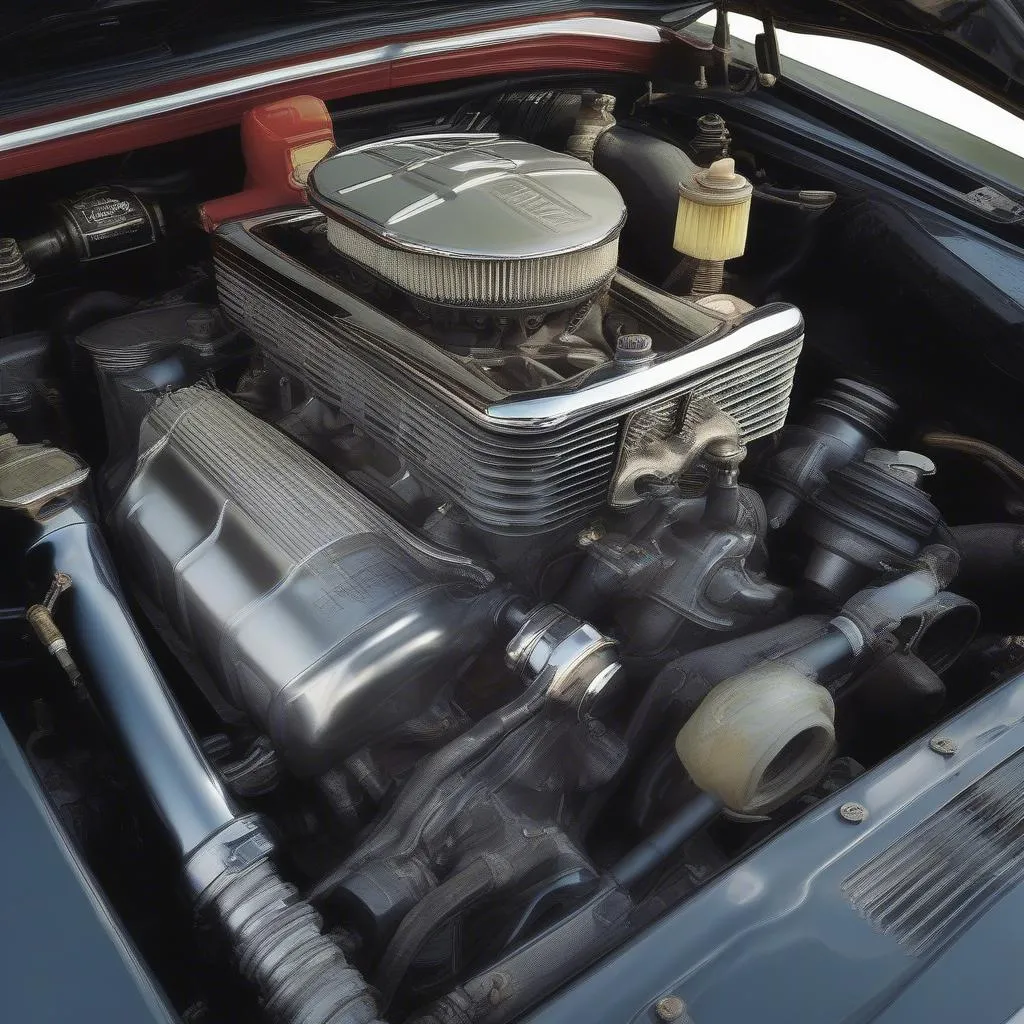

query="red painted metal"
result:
[200,95,335,229]
[390,35,664,88]
[0,19,676,181]
[0,66,386,181]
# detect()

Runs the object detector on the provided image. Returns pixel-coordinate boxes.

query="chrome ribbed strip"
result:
[140,386,493,582]
[216,255,619,528]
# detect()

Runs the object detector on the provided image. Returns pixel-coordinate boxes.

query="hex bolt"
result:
[839,801,868,824]
[487,973,510,1007]
[929,736,958,756]
[704,436,747,467]
[655,996,686,1021]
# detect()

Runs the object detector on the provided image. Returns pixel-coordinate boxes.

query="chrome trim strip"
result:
[485,306,806,424]
[0,18,662,155]
[215,208,805,432]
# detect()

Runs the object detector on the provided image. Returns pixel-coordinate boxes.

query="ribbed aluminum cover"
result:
[115,386,493,774]
[308,133,624,309]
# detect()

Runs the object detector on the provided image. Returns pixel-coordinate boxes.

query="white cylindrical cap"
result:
[678,157,753,207]
[676,662,836,814]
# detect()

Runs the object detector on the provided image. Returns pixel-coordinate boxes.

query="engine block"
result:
[214,208,803,534]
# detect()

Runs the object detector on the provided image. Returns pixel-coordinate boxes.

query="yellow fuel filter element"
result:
[673,157,753,262]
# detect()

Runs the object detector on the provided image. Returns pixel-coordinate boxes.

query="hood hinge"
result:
[755,10,782,86]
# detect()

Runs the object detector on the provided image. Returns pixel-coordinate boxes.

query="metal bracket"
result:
[26,571,83,695]
[755,12,782,86]
[42,571,73,613]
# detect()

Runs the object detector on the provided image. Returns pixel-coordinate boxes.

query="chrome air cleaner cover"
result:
[307,133,625,310]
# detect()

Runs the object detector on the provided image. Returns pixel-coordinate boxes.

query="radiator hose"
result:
[22,504,383,1024]
[677,545,960,815]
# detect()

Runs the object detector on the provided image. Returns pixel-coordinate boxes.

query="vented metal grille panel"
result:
[843,749,1024,956]
[215,223,802,534]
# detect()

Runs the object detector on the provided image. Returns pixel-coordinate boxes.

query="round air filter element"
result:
[308,133,625,311]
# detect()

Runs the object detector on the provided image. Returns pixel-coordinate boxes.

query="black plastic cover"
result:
[54,186,159,262]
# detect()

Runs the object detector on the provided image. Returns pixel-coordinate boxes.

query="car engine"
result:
[2,80,1022,1024]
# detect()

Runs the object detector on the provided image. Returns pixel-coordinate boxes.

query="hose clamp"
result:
[184,814,275,905]
[506,605,622,717]
[829,614,865,657]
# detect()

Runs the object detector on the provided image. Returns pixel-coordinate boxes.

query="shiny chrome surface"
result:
[0,18,663,155]
[488,307,803,425]
[310,134,625,259]
[27,507,237,858]
[115,386,495,775]
[214,208,803,533]
[505,605,621,715]
[215,208,803,428]
[608,394,745,509]
[505,604,567,675]
[311,133,625,309]
[309,132,622,307]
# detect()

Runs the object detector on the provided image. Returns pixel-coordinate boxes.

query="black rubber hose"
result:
[189,827,383,1024]
[849,650,946,721]
[611,792,723,888]
[793,628,858,679]
[313,679,550,899]
[949,523,1024,587]
[556,552,625,619]
[375,859,495,1010]
[594,127,693,285]
[55,290,138,340]
[627,743,683,832]
[942,523,1024,631]
[19,230,64,269]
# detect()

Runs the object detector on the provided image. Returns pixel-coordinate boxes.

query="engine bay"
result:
[3,72,1024,1024]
